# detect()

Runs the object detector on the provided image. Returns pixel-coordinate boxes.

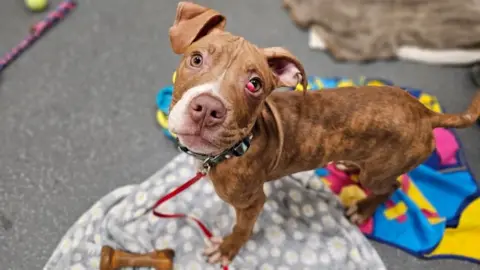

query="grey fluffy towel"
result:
[283,0,480,64]
[44,153,386,270]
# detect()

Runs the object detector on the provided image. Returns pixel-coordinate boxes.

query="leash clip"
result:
[200,159,211,174]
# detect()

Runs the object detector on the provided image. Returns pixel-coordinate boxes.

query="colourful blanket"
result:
[156,74,480,264]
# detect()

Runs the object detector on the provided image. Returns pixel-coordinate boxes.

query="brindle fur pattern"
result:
[167,2,480,266]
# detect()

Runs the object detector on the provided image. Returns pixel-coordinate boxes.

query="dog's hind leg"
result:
[345,178,399,225]
[345,145,434,225]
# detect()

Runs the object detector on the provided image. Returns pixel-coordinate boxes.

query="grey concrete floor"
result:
[0,0,479,269]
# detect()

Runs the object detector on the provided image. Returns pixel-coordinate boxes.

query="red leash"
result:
[152,171,229,270]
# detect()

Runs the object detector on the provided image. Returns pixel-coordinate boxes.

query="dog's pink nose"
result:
[189,95,226,127]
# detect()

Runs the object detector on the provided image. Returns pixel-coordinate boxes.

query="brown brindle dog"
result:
[167,2,480,267]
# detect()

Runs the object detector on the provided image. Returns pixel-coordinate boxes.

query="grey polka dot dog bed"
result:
[44,153,386,270]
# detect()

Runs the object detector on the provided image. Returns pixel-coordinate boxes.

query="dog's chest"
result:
[208,173,258,208]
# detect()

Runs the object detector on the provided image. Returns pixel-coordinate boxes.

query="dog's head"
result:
[168,2,307,155]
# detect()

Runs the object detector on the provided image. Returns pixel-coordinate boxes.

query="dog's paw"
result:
[345,203,373,225]
[202,237,235,267]
[203,237,229,266]
[334,161,361,174]
[203,235,242,267]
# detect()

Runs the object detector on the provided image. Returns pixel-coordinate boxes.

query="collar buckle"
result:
[230,134,253,157]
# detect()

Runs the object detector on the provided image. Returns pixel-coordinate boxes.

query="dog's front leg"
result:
[204,192,266,266]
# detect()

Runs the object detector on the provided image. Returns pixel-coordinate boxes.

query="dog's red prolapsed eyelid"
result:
[246,81,256,92]
[246,76,261,91]
[244,77,263,97]
[242,69,263,94]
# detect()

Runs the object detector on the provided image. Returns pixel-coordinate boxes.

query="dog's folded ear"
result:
[262,47,307,91]
[169,2,226,54]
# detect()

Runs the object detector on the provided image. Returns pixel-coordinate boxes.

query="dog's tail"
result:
[430,91,480,129]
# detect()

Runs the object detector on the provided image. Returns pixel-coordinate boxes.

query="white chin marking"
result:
[168,75,226,134]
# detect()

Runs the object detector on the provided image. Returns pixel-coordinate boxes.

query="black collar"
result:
[177,134,253,173]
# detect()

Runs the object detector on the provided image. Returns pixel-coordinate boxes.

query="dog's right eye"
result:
[247,78,262,92]
[190,53,203,67]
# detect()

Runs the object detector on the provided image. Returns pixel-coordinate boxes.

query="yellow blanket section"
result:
[427,198,480,260]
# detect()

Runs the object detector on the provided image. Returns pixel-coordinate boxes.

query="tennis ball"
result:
[25,0,48,12]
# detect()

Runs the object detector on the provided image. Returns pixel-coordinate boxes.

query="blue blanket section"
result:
[370,165,478,256]
[372,181,446,253]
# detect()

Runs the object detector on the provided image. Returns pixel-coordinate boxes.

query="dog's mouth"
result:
[176,134,224,156]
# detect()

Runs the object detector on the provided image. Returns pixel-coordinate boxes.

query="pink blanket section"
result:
[433,128,459,166]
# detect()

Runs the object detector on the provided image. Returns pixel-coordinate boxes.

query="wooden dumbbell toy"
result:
[99,245,175,270]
